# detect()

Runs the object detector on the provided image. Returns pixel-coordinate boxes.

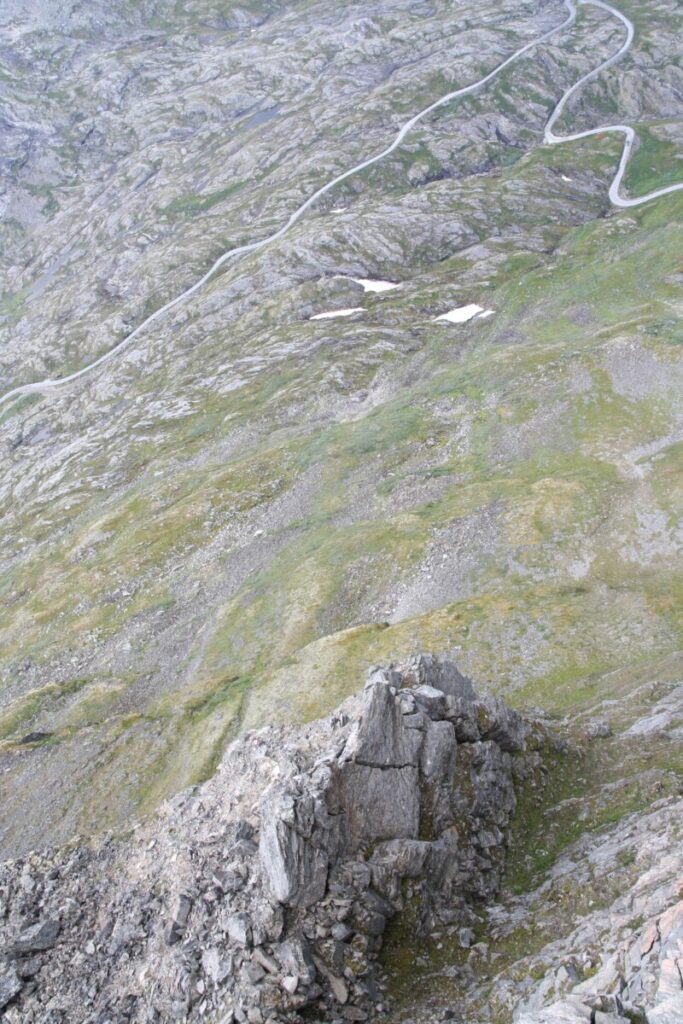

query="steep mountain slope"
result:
[0,658,680,1024]
[0,0,681,881]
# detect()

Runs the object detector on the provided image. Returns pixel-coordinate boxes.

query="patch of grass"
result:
[623,123,683,197]
[0,677,91,741]
[0,391,42,423]
[160,181,245,220]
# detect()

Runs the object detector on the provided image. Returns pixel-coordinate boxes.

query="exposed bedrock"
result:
[0,655,550,1023]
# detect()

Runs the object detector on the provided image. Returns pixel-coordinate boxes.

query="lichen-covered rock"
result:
[0,656,550,1023]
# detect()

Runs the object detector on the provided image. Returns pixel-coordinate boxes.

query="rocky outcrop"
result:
[510,800,683,1024]
[516,891,683,1024]
[0,656,549,1023]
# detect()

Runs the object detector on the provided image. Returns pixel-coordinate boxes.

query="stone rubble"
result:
[491,791,683,1024]
[0,656,549,1023]
[515,887,683,1024]
[515,883,683,1023]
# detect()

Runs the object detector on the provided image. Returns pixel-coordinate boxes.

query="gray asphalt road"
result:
[545,0,683,209]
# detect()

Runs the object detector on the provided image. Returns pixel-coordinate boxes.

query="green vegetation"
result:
[0,677,91,742]
[623,122,683,196]
[160,181,245,220]
[1,0,681,894]
[2,187,681,838]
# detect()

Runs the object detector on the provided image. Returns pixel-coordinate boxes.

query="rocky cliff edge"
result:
[0,656,548,1023]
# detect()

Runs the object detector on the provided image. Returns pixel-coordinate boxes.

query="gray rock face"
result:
[420,719,456,783]
[484,795,683,1024]
[343,677,422,767]
[12,919,60,954]
[260,782,334,907]
[338,762,421,850]
[0,966,22,1010]
[0,656,548,1023]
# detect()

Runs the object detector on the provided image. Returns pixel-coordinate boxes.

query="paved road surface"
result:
[546,0,683,209]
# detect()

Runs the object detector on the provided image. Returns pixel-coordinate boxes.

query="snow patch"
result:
[434,304,484,324]
[352,278,401,293]
[477,309,495,319]
[310,307,365,320]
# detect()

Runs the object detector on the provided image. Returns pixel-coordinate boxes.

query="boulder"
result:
[476,695,529,752]
[0,966,22,1010]
[259,785,331,907]
[405,654,476,701]
[225,913,252,948]
[413,685,447,720]
[517,997,593,1023]
[272,937,316,986]
[647,996,683,1024]
[166,894,193,946]
[12,917,61,954]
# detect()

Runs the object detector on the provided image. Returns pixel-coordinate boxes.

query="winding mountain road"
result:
[1,0,681,409]
[545,0,683,208]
